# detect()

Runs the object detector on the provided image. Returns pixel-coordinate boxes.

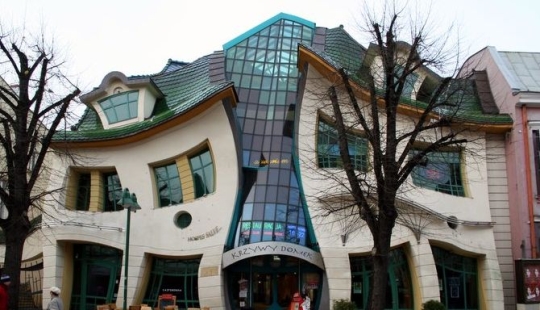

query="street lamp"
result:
[117,188,141,310]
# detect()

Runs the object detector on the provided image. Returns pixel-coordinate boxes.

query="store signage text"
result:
[222,241,325,269]
[187,226,222,242]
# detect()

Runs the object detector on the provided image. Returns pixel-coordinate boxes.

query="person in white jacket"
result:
[47,287,64,310]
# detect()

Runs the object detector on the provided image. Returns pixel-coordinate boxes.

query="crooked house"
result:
[41,13,513,310]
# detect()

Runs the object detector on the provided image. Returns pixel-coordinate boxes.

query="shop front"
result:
[223,242,324,310]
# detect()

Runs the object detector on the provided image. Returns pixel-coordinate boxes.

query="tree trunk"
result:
[368,203,395,310]
[370,252,390,310]
[3,219,31,310]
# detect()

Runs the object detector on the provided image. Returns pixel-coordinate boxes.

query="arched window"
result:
[432,246,479,309]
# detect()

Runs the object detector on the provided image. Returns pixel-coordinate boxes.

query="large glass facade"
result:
[225,15,316,249]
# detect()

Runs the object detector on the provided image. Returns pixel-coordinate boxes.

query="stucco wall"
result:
[42,101,240,310]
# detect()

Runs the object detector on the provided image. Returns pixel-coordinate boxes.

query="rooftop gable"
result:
[223,12,316,50]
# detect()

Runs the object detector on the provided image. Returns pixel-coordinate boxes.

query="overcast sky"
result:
[1,0,539,93]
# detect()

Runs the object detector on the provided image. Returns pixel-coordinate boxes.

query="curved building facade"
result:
[38,13,513,310]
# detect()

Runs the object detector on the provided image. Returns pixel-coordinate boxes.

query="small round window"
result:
[176,212,192,229]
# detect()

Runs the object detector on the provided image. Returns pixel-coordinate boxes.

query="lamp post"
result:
[117,188,141,310]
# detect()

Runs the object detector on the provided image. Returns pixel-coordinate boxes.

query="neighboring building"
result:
[41,14,513,310]
[459,47,540,309]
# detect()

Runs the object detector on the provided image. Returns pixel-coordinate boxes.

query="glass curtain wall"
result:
[224,16,316,249]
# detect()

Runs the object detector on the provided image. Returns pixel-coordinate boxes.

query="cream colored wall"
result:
[42,101,239,310]
[485,133,515,308]
[297,66,505,309]
[140,88,157,119]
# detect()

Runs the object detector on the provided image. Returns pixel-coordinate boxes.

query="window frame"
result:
[76,172,92,211]
[142,257,201,309]
[154,162,183,207]
[316,117,368,171]
[70,169,124,212]
[98,90,139,124]
[349,248,413,309]
[102,172,123,212]
[432,246,478,309]
[189,148,215,199]
[410,149,465,197]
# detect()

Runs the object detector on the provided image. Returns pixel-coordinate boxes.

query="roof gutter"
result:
[522,105,538,258]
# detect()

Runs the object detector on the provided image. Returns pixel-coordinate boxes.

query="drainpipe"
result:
[522,105,537,258]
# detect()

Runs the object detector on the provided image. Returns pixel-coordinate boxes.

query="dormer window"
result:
[80,71,164,129]
[98,91,139,124]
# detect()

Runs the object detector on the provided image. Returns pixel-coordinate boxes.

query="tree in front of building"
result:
[0,29,80,309]
[315,5,475,310]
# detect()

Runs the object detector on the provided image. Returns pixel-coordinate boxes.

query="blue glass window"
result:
[411,150,464,196]
[189,149,215,198]
[103,172,123,212]
[225,16,316,249]
[317,119,368,171]
[99,91,139,124]
[154,163,182,207]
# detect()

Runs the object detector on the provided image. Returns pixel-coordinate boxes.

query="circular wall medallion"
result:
[175,212,192,229]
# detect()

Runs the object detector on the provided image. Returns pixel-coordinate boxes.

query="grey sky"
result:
[1,0,539,93]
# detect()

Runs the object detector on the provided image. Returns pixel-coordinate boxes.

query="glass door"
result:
[86,263,120,306]
[71,244,122,310]
[252,273,298,310]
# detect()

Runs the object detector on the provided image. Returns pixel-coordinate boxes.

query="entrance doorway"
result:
[227,255,322,310]
[71,244,122,310]
[252,273,298,309]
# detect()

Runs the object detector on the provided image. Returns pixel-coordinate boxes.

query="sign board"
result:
[222,241,325,269]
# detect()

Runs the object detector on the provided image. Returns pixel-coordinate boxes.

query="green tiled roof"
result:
[57,15,511,144]
[54,54,233,142]
[307,33,513,126]
[324,26,366,74]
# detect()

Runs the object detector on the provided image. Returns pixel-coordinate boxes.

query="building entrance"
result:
[226,255,321,310]
[251,272,297,309]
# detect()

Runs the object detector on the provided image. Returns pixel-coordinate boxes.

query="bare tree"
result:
[302,4,489,310]
[0,27,80,309]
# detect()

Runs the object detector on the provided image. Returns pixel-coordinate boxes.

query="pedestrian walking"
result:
[47,286,64,310]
